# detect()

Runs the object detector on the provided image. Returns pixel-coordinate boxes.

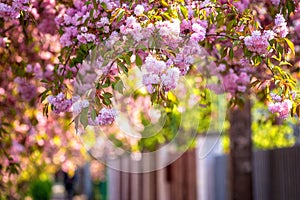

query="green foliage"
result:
[252,120,295,149]
[30,179,52,200]
[252,101,296,149]
[222,99,297,151]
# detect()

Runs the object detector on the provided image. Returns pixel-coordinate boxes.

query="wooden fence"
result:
[107,150,197,200]
[215,145,300,200]
[106,145,300,200]
[253,146,300,200]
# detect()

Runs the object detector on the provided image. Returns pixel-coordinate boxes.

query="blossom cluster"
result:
[119,16,149,42]
[47,93,73,114]
[32,0,58,35]
[191,20,208,42]
[180,18,207,40]
[55,0,117,47]
[156,19,181,45]
[14,77,37,101]
[222,69,251,95]
[161,68,181,92]
[274,14,289,38]
[173,41,203,75]
[94,108,117,126]
[0,0,29,19]
[244,30,273,54]
[26,63,55,80]
[134,4,144,16]
[142,55,180,93]
[268,94,292,119]
[244,14,289,54]
[119,15,182,48]
[233,0,250,12]
[71,98,89,115]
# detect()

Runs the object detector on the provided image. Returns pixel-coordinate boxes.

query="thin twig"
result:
[206,33,239,40]
[1,25,15,35]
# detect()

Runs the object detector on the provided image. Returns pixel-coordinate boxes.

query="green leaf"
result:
[233,41,240,47]
[103,98,112,106]
[162,12,171,20]
[272,54,282,61]
[276,42,284,55]
[252,55,262,66]
[103,92,113,98]
[100,2,107,10]
[0,18,4,29]
[117,10,125,22]
[122,54,131,66]
[40,90,50,103]
[112,80,124,94]
[101,78,111,88]
[216,14,224,28]
[286,0,295,15]
[168,92,178,104]
[284,38,295,55]
[95,96,101,107]
[85,1,92,5]
[220,47,227,58]
[243,47,252,57]
[151,91,158,103]
[80,107,89,129]
[118,61,128,76]
[89,9,94,18]
[229,48,234,59]
[91,108,97,121]
[226,19,236,31]
[135,54,143,68]
[279,61,293,67]
[43,104,49,117]
[160,0,169,7]
[136,44,147,51]
[180,5,188,19]
[1,122,10,127]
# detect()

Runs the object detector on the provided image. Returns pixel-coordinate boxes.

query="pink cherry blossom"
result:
[268,99,292,119]
[161,67,180,91]
[134,4,144,16]
[274,14,289,38]
[244,30,270,54]
[95,108,117,125]
[47,93,73,114]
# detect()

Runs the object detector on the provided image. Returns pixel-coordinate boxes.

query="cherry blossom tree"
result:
[1,0,300,198]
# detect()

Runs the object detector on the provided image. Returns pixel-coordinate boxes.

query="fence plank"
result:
[107,159,121,200]
[170,153,184,200]
[143,154,156,200]
[157,147,170,200]
[214,155,229,200]
[186,150,197,200]
[157,167,170,200]
[130,159,142,200]
[121,156,130,200]
[253,150,271,200]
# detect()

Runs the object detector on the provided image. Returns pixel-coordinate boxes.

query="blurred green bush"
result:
[30,179,52,200]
